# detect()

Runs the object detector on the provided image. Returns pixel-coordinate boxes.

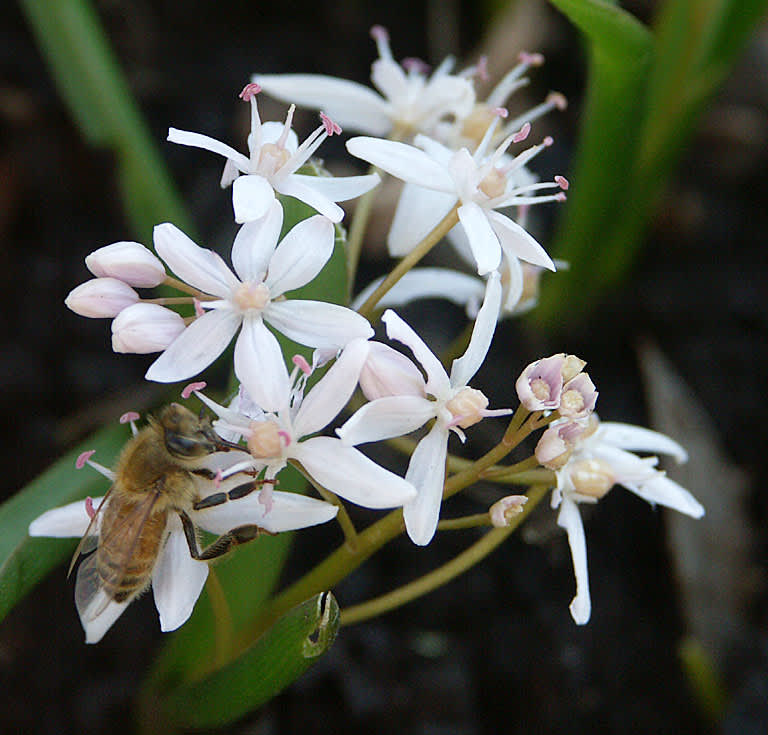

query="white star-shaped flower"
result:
[194,339,417,511]
[338,272,508,545]
[142,201,373,411]
[168,83,379,224]
[253,25,476,139]
[28,475,338,643]
[549,417,705,625]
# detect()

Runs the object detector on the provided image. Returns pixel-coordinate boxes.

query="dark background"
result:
[1,1,767,732]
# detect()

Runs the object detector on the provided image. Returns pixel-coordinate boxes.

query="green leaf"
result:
[148,592,339,730]
[0,423,127,623]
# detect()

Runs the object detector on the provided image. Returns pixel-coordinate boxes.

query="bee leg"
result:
[192,479,276,511]
[179,511,276,562]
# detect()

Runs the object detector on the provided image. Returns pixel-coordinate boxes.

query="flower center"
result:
[247,420,284,458]
[445,387,489,429]
[233,282,270,313]
[530,378,551,402]
[461,105,497,146]
[569,458,614,499]
[560,388,585,416]
[478,168,507,199]
[258,142,291,177]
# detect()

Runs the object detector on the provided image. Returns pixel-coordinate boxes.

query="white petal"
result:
[487,210,555,271]
[500,254,524,314]
[85,241,166,288]
[387,183,457,257]
[597,422,688,463]
[233,317,290,413]
[194,490,338,535]
[382,310,450,398]
[288,173,380,202]
[294,338,370,437]
[152,523,209,632]
[28,496,105,537]
[153,223,239,298]
[231,200,283,282]
[145,309,241,383]
[167,128,250,173]
[81,592,130,644]
[403,423,449,546]
[265,215,334,297]
[265,300,373,349]
[450,271,501,387]
[457,202,501,276]
[346,137,453,191]
[274,177,345,223]
[294,437,416,508]
[232,175,277,224]
[556,494,591,625]
[337,396,436,446]
[370,58,409,104]
[253,74,392,136]
[625,475,705,519]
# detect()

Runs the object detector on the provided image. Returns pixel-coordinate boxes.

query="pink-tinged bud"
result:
[516,354,565,411]
[359,342,426,401]
[65,278,139,318]
[568,458,615,499]
[111,303,185,354]
[535,425,572,469]
[559,373,598,419]
[446,387,489,429]
[85,241,166,288]
[490,495,528,527]
[561,354,586,383]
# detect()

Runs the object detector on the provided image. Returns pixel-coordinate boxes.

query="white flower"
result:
[347,122,563,275]
[253,25,476,139]
[111,302,186,353]
[550,416,705,625]
[167,83,379,224]
[65,278,140,318]
[338,272,507,545]
[28,477,338,643]
[143,202,373,411]
[85,241,166,288]
[195,339,417,510]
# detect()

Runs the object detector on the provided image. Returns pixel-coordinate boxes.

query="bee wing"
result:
[67,487,116,578]
[74,490,162,622]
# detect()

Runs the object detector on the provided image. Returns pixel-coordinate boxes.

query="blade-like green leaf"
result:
[0,422,126,622]
[148,592,339,730]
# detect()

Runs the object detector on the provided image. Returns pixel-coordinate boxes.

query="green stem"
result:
[356,205,460,319]
[163,275,213,300]
[437,513,491,531]
[340,484,549,626]
[345,165,380,293]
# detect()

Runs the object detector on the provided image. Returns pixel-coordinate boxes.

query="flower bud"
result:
[359,342,426,401]
[65,278,139,318]
[535,425,572,469]
[516,354,564,411]
[111,303,185,353]
[561,354,587,383]
[559,373,598,419]
[489,495,528,527]
[85,241,166,288]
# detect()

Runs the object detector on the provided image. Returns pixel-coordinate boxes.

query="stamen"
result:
[518,51,545,67]
[402,57,430,75]
[194,298,205,317]
[493,107,509,119]
[85,497,96,520]
[239,83,261,101]
[547,92,568,111]
[292,354,312,375]
[543,136,554,147]
[76,450,96,470]
[320,112,342,136]
[370,24,389,43]
[259,485,274,514]
[277,105,296,150]
[476,56,489,82]
[119,411,140,424]
[555,175,569,190]
[182,381,207,399]
[512,122,531,143]
[277,430,292,447]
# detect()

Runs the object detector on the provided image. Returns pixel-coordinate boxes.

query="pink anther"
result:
[292,354,312,375]
[370,25,389,42]
[320,112,342,136]
[555,192,567,202]
[493,107,509,119]
[85,496,96,520]
[475,56,489,82]
[194,298,205,317]
[182,381,207,399]
[239,83,261,101]
[555,175,569,190]
[402,57,430,74]
[277,430,292,447]
[119,411,140,424]
[543,136,554,147]
[512,122,531,143]
[547,92,568,111]
[214,469,223,488]
[76,450,96,470]
[518,51,545,66]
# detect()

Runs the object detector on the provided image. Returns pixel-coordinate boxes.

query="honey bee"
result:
[71,403,267,622]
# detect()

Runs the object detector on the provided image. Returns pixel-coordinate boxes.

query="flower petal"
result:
[232,175,277,224]
[152,522,209,632]
[625,475,705,519]
[597,422,688,464]
[288,173,381,202]
[194,490,338,535]
[337,395,436,446]
[145,308,241,383]
[234,317,290,413]
[265,215,335,297]
[294,338,370,437]
[273,177,345,223]
[294,437,416,509]
[167,128,250,172]
[487,210,555,271]
[80,591,130,644]
[382,310,451,398]
[387,182,457,257]
[450,271,501,387]
[153,223,239,298]
[556,494,591,625]
[265,300,373,349]
[28,496,105,537]
[403,422,449,546]
[457,202,501,276]
[231,200,283,282]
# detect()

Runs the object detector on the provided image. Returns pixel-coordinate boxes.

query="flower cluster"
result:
[30,26,704,643]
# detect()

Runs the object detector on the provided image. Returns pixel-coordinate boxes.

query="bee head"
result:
[159,403,222,459]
